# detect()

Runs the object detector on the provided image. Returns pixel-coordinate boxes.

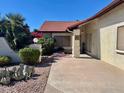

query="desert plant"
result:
[11,64,35,81]
[19,48,40,65]
[0,64,35,85]
[37,37,55,55]
[0,56,11,66]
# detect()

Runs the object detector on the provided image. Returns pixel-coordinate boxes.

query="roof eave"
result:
[39,31,68,33]
[68,0,124,30]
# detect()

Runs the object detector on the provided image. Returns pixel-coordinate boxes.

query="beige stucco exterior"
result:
[99,3,124,70]
[79,3,124,70]
[82,20,100,59]
[72,29,80,57]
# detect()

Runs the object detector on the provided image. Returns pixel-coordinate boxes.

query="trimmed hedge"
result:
[0,56,11,66]
[19,48,40,65]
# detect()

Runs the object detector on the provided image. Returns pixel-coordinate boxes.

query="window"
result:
[117,26,124,51]
[54,36,71,47]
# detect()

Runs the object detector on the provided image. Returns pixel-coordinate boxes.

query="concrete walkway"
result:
[44,56,124,93]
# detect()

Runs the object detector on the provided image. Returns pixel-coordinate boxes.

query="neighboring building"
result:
[39,21,79,53]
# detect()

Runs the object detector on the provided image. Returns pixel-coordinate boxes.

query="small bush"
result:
[37,37,55,55]
[0,56,11,66]
[19,48,40,65]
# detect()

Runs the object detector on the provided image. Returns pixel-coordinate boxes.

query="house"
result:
[39,0,124,70]
[68,0,124,70]
[39,21,79,53]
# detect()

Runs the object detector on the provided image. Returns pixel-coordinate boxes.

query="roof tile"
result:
[39,21,79,32]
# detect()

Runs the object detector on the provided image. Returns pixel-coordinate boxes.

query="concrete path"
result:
[44,56,124,93]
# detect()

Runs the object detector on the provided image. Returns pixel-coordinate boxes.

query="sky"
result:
[0,0,112,31]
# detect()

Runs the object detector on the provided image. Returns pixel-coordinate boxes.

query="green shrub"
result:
[37,37,55,55]
[0,56,12,66]
[19,48,40,65]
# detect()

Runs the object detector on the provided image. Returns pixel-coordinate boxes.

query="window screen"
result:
[117,26,124,51]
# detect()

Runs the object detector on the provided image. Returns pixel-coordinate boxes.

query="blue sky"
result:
[0,0,112,31]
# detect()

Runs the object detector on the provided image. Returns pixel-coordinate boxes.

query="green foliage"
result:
[0,13,33,50]
[19,48,40,65]
[0,56,11,66]
[37,37,55,55]
[37,38,44,44]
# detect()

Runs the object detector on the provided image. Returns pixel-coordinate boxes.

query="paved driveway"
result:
[44,56,124,93]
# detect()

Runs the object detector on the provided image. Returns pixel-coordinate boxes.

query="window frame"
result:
[116,26,124,54]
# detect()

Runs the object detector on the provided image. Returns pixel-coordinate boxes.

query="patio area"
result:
[45,55,124,93]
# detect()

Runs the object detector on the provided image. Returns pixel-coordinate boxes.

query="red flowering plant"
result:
[31,31,42,39]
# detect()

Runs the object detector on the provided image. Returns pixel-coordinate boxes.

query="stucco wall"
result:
[82,3,124,69]
[99,3,124,70]
[72,29,80,57]
[84,20,101,58]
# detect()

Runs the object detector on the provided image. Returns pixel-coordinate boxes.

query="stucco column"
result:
[72,29,80,58]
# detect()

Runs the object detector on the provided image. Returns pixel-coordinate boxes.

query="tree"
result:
[0,13,32,50]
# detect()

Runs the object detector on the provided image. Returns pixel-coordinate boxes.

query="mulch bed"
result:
[0,57,53,93]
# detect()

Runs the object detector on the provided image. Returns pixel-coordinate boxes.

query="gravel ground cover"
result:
[0,57,53,93]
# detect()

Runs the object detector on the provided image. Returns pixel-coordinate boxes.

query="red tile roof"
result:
[39,21,79,33]
[68,0,124,30]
